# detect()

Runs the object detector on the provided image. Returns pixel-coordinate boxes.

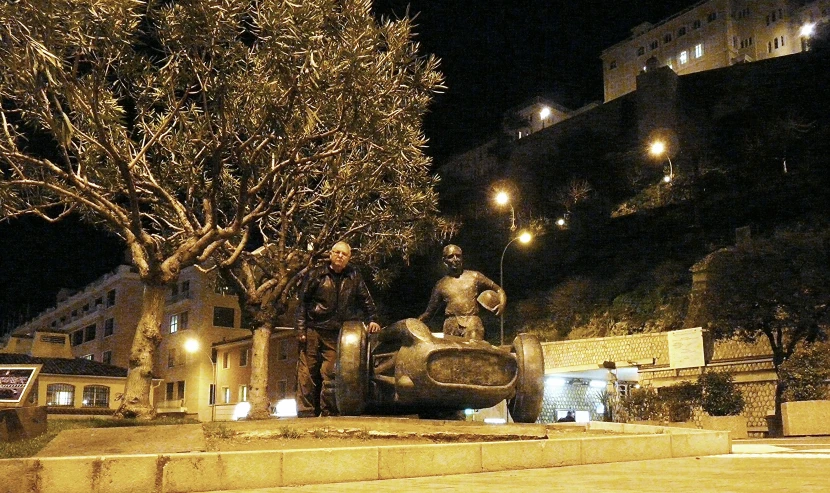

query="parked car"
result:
[335,318,544,422]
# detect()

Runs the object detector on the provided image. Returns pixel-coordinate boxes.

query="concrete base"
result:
[700,415,748,439]
[782,400,830,436]
[0,407,47,442]
[0,420,731,493]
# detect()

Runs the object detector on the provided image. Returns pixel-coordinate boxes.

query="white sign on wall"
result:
[667,328,705,369]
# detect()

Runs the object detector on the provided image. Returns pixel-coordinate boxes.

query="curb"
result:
[0,423,731,493]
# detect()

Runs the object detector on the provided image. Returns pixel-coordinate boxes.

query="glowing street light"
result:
[539,106,552,129]
[185,338,217,422]
[499,230,532,345]
[649,140,673,183]
[801,23,816,51]
[494,190,516,231]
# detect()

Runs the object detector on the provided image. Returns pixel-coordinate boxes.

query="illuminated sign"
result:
[0,365,42,405]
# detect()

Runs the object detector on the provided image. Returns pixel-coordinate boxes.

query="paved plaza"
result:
[209,437,830,493]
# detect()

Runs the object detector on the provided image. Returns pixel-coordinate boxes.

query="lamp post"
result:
[494,190,516,231]
[649,140,673,183]
[499,230,532,345]
[801,22,815,52]
[184,338,217,422]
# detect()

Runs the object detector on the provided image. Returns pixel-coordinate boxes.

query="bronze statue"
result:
[418,244,505,340]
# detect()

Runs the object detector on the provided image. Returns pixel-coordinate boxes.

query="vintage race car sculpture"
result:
[335,318,545,423]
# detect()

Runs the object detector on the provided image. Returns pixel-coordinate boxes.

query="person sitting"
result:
[557,410,576,422]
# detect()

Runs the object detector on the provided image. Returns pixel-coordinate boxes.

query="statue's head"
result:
[442,244,463,276]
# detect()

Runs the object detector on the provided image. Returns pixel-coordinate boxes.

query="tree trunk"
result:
[115,284,166,419]
[247,324,273,419]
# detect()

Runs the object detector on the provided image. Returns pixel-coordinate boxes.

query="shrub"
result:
[698,372,745,416]
[618,386,665,422]
[659,381,701,422]
[779,341,830,402]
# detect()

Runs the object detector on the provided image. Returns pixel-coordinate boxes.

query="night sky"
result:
[0,1,700,330]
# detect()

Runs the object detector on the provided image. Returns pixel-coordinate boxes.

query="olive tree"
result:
[0,0,446,418]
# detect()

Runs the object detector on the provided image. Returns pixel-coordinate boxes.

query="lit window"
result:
[679,50,688,64]
[46,383,75,406]
[82,385,110,407]
[81,354,94,361]
[695,43,704,58]
[223,387,231,404]
[170,314,179,333]
[239,385,249,402]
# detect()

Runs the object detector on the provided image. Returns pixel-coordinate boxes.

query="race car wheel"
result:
[507,333,545,423]
[335,321,369,416]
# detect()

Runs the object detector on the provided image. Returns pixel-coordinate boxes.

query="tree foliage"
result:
[697,372,744,417]
[1,0,448,417]
[688,231,830,367]
[779,341,830,402]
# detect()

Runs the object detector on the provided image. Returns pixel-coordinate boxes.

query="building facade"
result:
[601,0,828,102]
[9,264,249,421]
[207,330,299,421]
[0,332,134,414]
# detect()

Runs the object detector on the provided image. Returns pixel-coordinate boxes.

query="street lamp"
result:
[650,140,673,183]
[499,230,532,346]
[801,23,815,51]
[539,106,552,129]
[185,338,217,422]
[494,190,516,231]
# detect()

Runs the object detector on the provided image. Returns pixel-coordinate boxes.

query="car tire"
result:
[335,321,369,416]
[507,333,545,423]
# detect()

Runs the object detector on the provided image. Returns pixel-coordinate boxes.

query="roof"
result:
[0,353,127,378]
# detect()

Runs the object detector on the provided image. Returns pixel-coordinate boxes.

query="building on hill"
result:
[8,264,249,421]
[600,0,829,102]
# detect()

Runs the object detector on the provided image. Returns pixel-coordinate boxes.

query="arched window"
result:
[46,383,75,406]
[82,385,110,408]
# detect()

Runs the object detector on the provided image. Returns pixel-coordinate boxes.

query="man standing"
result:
[418,244,505,340]
[295,241,381,417]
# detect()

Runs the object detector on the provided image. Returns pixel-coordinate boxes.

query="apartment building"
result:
[10,263,249,421]
[209,329,299,421]
[600,0,827,102]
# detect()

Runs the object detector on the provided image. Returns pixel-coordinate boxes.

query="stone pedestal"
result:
[0,406,48,442]
[782,400,830,436]
[700,414,747,439]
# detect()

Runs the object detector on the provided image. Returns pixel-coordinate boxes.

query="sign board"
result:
[0,365,42,406]
[667,328,705,369]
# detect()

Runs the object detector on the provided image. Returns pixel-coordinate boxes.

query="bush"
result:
[779,341,830,402]
[618,386,665,422]
[659,381,701,422]
[698,372,745,416]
